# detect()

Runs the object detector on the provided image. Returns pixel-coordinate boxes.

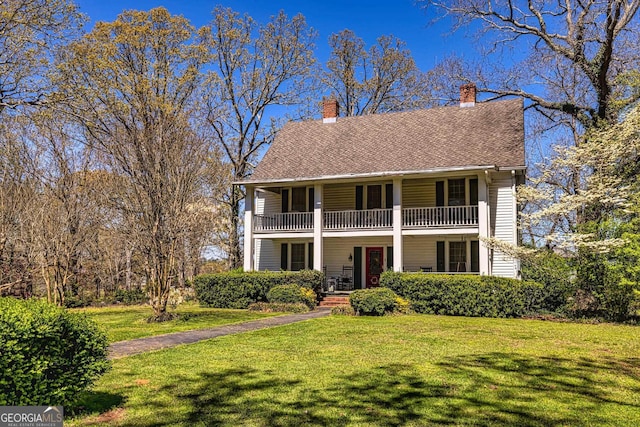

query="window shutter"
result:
[385,184,393,209]
[470,178,478,205]
[436,181,444,207]
[436,241,445,272]
[281,189,289,213]
[353,247,362,289]
[280,243,288,271]
[308,187,315,212]
[471,240,479,272]
[308,242,314,270]
[355,185,363,210]
[387,247,393,270]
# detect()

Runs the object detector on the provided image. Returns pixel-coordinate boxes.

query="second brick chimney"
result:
[460,83,477,108]
[323,97,339,123]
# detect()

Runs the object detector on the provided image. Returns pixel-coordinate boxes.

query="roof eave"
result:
[234,165,518,186]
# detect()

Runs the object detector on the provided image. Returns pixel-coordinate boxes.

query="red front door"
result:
[366,247,383,288]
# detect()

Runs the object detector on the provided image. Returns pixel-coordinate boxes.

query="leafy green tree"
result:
[0,0,83,116]
[202,7,317,268]
[60,8,210,320]
[323,29,434,116]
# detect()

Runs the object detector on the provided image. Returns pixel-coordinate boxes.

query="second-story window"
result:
[367,185,382,209]
[448,179,466,206]
[291,187,306,212]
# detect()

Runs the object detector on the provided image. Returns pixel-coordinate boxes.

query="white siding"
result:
[490,173,517,278]
[324,184,355,211]
[402,178,435,208]
[255,238,280,271]
[255,190,281,215]
[402,236,438,272]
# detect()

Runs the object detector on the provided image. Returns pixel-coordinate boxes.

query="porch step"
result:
[319,296,350,307]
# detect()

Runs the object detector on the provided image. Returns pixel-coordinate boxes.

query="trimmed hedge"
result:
[382,272,544,318]
[247,302,310,313]
[350,288,399,316]
[267,284,316,309]
[194,270,323,309]
[0,298,110,406]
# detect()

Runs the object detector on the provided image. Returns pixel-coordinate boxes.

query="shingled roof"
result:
[244,98,525,184]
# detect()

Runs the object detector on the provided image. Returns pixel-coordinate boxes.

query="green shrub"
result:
[194,270,323,309]
[331,305,355,316]
[247,302,310,313]
[267,284,316,309]
[381,272,544,318]
[0,297,110,406]
[350,288,399,316]
[394,296,411,314]
[114,288,148,305]
[565,265,640,322]
[521,250,575,312]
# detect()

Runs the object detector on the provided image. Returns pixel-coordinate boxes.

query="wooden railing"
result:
[254,206,479,232]
[402,206,478,228]
[254,212,313,232]
[324,209,393,230]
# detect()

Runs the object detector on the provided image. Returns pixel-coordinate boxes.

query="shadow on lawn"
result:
[135,354,640,426]
[70,391,124,417]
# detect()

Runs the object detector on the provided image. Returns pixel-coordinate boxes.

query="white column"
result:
[392,178,403,272]
[313,183,323,271]
[243,186,254,271]
[477,173,490,275]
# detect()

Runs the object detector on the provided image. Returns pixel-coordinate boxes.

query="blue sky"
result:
[75,0,471,74]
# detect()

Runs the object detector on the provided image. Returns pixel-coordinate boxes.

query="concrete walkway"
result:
[108,308,331,359]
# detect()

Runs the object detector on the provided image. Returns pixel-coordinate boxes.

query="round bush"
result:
[267,284,316,309]
[0,298,110,406]
[349,288,399,316]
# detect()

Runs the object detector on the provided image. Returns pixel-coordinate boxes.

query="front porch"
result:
[254,235,484,290]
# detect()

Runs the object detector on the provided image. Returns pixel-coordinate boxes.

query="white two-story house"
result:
[239,84,525,289]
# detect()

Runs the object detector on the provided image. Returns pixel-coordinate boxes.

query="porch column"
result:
[477,173,490,275]
[243,185,255,271]
[392,178,403,272]
[313,183,323,271]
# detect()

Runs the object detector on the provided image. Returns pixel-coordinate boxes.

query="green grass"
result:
[74,304,280,342]
[69,315,640,426]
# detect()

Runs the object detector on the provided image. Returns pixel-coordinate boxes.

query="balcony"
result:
[253,206,478,233]
[324,208,392,230]
[402,206,478,228]
[254,212,313,232]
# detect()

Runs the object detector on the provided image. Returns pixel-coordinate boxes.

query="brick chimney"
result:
[323,97,339,123]
[460,83,476,108]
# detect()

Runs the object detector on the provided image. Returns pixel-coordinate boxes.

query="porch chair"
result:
[338,265,354,291]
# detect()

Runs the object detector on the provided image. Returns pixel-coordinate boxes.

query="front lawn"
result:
[75,304,280,342]
[69,315,640,426]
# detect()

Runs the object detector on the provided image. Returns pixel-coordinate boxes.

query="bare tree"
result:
[30,116,99,306]
[0,119,40,297]
[202,7,317,268]
[60,7,210,320]
[0,0,83,115]
[423,1,640,247]
[422,0,640,127]
[323,29,435,116]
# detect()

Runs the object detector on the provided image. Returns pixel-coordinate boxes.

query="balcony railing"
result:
[254,212,313,232]
[324,208,392,230]
[402,206,478,228]
[253,206,478,232]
